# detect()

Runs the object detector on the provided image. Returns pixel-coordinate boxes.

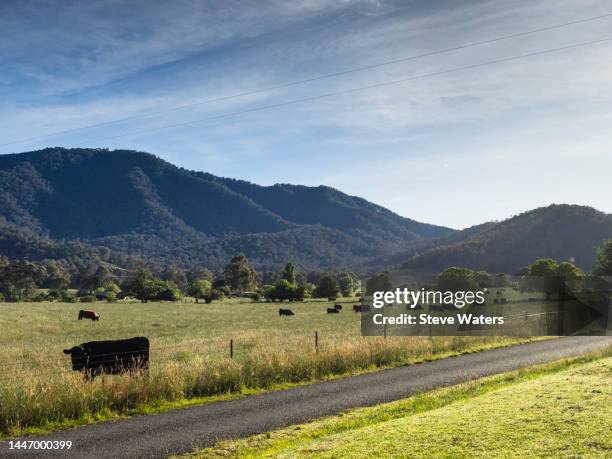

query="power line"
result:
[1,12,611,149]
[74,36,612,144]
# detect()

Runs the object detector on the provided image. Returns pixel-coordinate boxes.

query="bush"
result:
[47,289,64,301]
[105,291,118,302]
[156,283,182,301]
[79,295,97,303]
[30,292,49,302]
[264,280,304,302]
[251,292,262,302]
[205,288,225,303]
[61,291,77,303]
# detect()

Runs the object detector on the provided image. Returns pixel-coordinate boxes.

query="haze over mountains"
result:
[0,148,609,273]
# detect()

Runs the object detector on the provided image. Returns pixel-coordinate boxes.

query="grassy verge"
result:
[188,348,612,458]
[0,334,536,439]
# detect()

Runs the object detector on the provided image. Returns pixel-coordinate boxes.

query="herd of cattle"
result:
[66,302,368,378]
[280,303,368,316]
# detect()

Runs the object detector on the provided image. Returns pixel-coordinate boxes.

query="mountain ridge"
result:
[400,204,612,273]
[0,147,452,270]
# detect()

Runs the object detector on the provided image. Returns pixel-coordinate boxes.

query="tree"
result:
[594,240,612,276]
[281,263,296,284]
[528,259,558,277]
[80,265,115,292]
[223,255,257,293]
[265,279,304,302]
[0,260,47,301]
[42,261,71,290]
[474,271,492,288]
[523,258,582,300]
[155,281,182,301]
[314,274,340,300]
[437,267,479,292]
[103,283,121,302]
[556,262,583,280]
[186,266,213,283]
[337,271,360,297]
[188,279,212,303]
[492,273,509,287]
[366,272,392,296]
[124,270,158,303]
[161,265,188,291]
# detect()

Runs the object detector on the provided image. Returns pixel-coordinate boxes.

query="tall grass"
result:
[0,334,530,436]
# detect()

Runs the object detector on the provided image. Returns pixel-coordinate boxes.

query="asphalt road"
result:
[2,336,610,459]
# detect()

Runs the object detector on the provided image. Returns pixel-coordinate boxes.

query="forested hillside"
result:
[0,148,452,271]
[401,205,612,273]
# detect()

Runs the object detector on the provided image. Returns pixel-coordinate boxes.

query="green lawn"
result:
[192,352,612,458]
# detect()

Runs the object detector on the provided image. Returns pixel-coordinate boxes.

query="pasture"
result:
[0,297,533,436]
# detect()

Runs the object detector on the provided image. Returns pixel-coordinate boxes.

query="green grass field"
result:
[191,351,612,458]
[0,298,535,437]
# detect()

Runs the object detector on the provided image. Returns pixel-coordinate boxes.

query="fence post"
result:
[230,339,234,359]
[315,331,318,353]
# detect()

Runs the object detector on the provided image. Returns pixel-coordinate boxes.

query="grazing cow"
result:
[334,304,342,310]
[279,308,295,316]
[353,305,362,312]
[63,337,149,378]
[78,310,99,321]
[327,308,340,314]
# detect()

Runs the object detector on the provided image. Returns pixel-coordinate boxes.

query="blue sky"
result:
[1,0,611,228]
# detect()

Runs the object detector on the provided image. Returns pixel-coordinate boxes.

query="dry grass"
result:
[0,299,534,436]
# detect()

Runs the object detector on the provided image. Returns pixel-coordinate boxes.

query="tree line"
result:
[0,253,362,303]
[1,240,609,303]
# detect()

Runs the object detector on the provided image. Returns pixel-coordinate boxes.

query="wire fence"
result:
[2,308,600,385]
[0,330,335,383]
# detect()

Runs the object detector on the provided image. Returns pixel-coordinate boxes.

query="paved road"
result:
[2,336,610,459]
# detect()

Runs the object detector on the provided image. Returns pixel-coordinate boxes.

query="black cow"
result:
[279,308,295,316]
[78,310,99,321]
[327,308,340,314]
[63,337,149,378]
[353,305,362,312]
[334,304,342,310]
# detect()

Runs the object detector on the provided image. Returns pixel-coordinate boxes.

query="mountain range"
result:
[0,148,609,274]
[0,148,451,271]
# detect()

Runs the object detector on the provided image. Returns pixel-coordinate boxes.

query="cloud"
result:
[1,0,611,226]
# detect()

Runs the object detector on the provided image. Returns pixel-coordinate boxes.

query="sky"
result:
[1,0,611,229]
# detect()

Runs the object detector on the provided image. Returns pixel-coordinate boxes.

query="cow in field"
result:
[353,305,362,312]
[78,310,99,321]
[63,337,149,378]
[334,304,342,310]
[327,307,340,314]
[279,308,294,316]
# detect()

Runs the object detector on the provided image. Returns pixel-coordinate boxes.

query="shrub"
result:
[251,292,262,302]
[79,294,97,303]
[156,282,182,301]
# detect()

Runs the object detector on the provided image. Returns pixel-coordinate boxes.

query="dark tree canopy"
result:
[437,267,479,292]
[315,275,340,300]
[366,272,393,295]
[223,255,257,292]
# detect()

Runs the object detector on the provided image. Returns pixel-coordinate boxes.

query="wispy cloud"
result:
[1,0,611,227]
